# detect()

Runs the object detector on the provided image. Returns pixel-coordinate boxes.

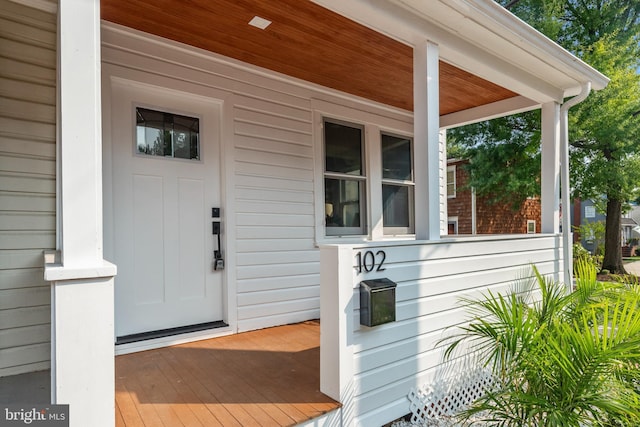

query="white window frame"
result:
[323,118,367,237]
[311,100,414,243]
[381,132,415,236]
[447,217,458,235]
[447,165,456,198]
[527,220,536,234]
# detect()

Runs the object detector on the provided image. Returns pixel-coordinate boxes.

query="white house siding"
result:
[321,235,563,426]
[0,0,56,376]
[233,97,321,332]
[102,26,414,335]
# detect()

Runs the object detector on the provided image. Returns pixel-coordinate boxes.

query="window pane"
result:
[447,168,456,197]
[382,184,409,227]
[325,178,362,231]
[136,107,200,160]
[136,108,168,156]
[325,121,362,175]
[173,114,200,160]
[382,134,412,180]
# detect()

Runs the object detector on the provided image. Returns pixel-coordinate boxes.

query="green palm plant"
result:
[442,260,640,426]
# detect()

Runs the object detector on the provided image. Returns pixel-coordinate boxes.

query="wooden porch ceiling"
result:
[102,0,517,115]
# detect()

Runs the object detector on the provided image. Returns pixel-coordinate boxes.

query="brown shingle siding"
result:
[447,160,541,235]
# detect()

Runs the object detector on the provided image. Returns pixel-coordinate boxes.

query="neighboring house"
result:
[0,0,608,425]
[572,199,637,254]
[626,204,640,226]
[446,159,541,235]
[621,218,639,256]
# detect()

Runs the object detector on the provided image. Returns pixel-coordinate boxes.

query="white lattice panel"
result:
[405,365,497,426]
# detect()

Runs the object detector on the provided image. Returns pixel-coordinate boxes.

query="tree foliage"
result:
[570,36,640,204]
[448,0,640,272]
[447,112,541,209]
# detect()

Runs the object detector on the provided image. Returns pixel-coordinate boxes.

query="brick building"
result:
[447,159,542,235]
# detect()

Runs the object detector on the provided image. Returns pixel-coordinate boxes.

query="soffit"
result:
[101,0,518,114]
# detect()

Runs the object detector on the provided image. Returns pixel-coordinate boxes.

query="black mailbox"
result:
[360,278,397,327]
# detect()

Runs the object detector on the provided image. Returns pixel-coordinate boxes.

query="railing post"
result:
[320,244,356,425]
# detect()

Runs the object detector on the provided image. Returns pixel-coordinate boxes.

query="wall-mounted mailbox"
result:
[360,278,396,327]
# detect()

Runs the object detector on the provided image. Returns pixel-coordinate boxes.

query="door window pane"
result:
[382,134,412,180]
[136,107,200,160]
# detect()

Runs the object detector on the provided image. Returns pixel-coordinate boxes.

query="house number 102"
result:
[355,250,386,273]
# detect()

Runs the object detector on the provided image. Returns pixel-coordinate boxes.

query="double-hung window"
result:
[323,120,366,236]
[381,133,414,234]
[447,165,456,198]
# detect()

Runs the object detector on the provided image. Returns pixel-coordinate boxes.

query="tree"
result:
[446,112,541,210]
[449,1,640,273]
[569,35,640,273]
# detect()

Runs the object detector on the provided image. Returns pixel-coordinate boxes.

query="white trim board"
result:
[115,326,234,355]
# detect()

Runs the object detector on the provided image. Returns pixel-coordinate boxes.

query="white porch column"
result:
[540,102,561,233]
[414,40,441,240]
[45,0,117,426]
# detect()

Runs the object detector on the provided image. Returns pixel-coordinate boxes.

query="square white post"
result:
[58,0,102,265]
[541,102,561,233]
[45,0,117,426]
[320,244,355,424]
[414,40,441,240]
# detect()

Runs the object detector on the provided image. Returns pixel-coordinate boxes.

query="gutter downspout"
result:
[560,82,591,291]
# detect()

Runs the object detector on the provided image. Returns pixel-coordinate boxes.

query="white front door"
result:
[110,81,224,338]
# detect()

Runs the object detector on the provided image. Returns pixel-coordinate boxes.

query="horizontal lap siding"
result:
[234,98,319,332]
[349,236,563,425]
[0,0,56,376]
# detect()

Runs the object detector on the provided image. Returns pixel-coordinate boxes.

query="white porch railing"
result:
[320,234,563,427]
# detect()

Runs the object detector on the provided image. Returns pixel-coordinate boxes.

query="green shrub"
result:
[442,260,640,427]
[573,243,602,274]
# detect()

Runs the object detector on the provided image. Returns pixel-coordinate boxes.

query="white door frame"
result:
[101,65,237,353]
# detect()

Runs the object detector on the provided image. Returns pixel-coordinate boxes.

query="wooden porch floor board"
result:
[160,345,273,427]
[115,402,127,426]
[200,333,316,425]
[159,348,249,426]
[149,352,226,427]
[115,382,146,427]
[118,354,194,426]
[237,328,335,420]
[116,320,340,427]
[178,352,290,426]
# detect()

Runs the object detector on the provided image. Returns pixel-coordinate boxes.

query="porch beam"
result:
[414,39,441,240]
[46,1,116,426]
[541,102,561,233]
[440,96,539,129]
